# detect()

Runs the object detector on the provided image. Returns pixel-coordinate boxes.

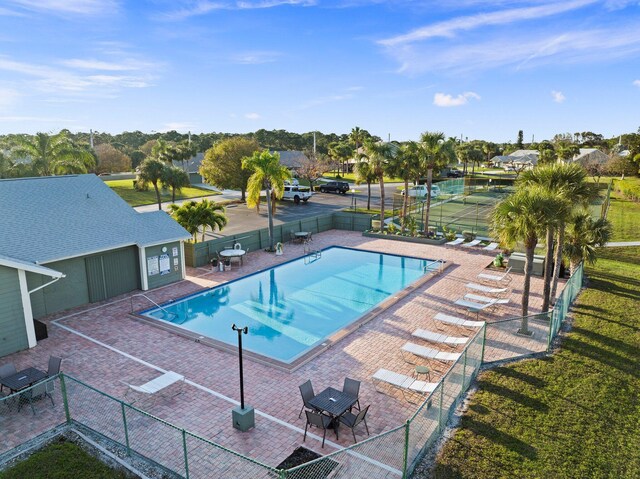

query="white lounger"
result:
[465,283,508,295]
[372,368,438,403]
[454,298,502,315]
[412,328,469,346]
[433,312,485,328]
[464,293,510,305]
[446,238,464,246]
[477,267,512,284]
[401,342,462,362]
[126,371,184,401]
[461,239,482,248]
[483,242,499,251]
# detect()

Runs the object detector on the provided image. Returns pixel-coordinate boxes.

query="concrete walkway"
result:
[604,241,640,247]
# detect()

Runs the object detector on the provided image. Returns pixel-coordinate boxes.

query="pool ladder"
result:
[424,258,445,274]
[304,245,322,264]
[130,293,178,320]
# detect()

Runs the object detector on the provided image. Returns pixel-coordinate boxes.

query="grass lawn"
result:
[432,246,640,479]
[0,441,131,479]
[106,179,219,207]
[608,178,640,241]
[342,207,393,218]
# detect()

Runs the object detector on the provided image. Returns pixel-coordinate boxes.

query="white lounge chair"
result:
[446,238,464,246]
[461,239,482,248]
[465,283,508,295]
[464,293,510,305]
[477,267,512,284]
[125,371,184,402]
[483,242,499,251]
[372,368,438,403]
[433,312,485,328]
[412,329,469,347]
[401,342,462,363]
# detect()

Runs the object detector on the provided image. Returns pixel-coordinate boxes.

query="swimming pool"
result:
[142,246,440,366]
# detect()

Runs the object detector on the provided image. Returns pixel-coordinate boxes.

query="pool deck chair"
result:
[461,239,482,248]
[372,368,438,403]
[125,371,184,403]
[483,242,499,251]
[412,329,469,348]
[465,282,508,296]
[446,238,464,246]
[433,312,485,329]
[464,293,510,306]
[477,267,512,284]
[401,342,462,364]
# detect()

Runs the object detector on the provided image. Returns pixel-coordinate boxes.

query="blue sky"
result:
[0,0,639,142]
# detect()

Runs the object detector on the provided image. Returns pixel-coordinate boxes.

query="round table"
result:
[295,232,311,243]
[219,249,246,266]
[414,365,431,381]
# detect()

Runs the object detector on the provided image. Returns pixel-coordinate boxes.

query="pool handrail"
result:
[130,293,177,319]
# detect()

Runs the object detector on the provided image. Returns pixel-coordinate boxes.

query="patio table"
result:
[219,249,246,265]
[294,232,311,243]
[0,367,47,393]
[308,387,357,439]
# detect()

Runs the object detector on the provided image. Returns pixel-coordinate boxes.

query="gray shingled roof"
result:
[0,174,191,265]
[274,151,310,169]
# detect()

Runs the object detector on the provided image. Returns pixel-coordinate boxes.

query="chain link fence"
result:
[1,264,585,479]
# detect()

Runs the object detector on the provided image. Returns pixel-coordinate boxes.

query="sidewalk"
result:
[604,241,640,247]
[134,188,242,213]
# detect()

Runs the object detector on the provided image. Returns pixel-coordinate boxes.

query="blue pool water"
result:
[142,246,437,363]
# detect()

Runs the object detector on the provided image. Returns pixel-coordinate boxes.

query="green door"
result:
[85,247,140,303]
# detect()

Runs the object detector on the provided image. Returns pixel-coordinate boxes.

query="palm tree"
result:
[162,165,190,202]
[564,213,612,274]
[492,186,560,331]
[12,131,95,176]
[388,141,421,233]
[169,199,227,242]
[518,165,577,311]
[138,157,166,210]
[243,150,291,251]
[353,159,376,211]
[522,164,599,302]
[362,140,397,229]
[419,132,456,231]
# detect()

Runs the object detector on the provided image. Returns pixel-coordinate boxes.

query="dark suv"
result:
[319,181,350,194]
[447,169,464,178]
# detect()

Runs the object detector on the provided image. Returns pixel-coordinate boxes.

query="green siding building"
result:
[0,174,191,357]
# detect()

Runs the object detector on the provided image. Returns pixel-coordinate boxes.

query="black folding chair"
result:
[298,379,318,418]
[339,405,370,443]
[304,410,334,448]
[342,377,361,411]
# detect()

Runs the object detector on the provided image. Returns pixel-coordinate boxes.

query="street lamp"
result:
[231,323,254,431]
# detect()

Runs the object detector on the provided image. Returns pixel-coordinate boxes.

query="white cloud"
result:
[0,55,157,96]
[633,79,640,87]
[386,26,640,74]
[0,88,20,110]
[379,0,595,46]
[551,90,566,103]
[160,122,196,132]
[433,91,480,107]
[231,51,282,65]
[59,59,144,71]
[245,112,261,120]
[6,0,118,15]
[160,0,315,20]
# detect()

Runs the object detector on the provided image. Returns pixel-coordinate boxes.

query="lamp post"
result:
[231,323,254,431]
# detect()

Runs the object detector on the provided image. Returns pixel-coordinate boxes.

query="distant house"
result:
[0,174,191,357]
[572,148,609,166]
[274,151,310,171]
[491,153,537,169]
[173,152,205,184]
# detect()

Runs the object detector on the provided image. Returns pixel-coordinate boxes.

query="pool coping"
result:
[132,246,450,373]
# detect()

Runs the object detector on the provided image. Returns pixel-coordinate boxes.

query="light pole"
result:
[231,323,254,431]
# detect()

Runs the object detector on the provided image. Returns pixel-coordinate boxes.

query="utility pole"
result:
[89,129,94,149]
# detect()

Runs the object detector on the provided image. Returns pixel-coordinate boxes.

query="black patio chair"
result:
[342,377,361,411]
[304,410,334,448]
[0,363,17,393]
[18,380,55,415]
[339,404,370,444]
[47,356,62,377]
[298,379,318,418]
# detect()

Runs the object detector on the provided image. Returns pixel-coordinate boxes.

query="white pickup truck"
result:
[282,179,312,204]
[401,184,441,198]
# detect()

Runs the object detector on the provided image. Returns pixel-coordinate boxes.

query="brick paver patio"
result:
[0,230,562,469]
